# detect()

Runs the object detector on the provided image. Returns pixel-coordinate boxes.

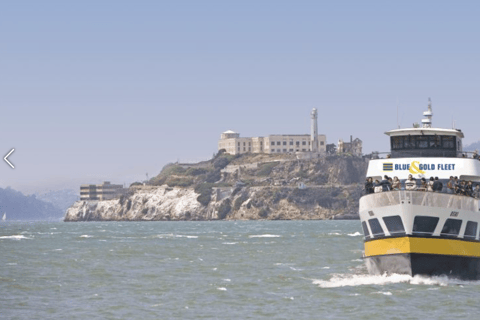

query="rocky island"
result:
[64,152,367,221]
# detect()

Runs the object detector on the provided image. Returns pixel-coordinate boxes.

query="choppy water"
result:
[1,220,479,319]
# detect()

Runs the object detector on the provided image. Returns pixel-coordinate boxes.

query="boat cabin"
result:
[386,99,465,158]
[387,128,464,158]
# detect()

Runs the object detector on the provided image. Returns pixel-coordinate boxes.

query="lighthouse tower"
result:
[310,108,319,152]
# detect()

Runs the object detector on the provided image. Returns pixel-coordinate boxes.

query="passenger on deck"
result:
[459,181,467,195]
[392,176,401,191]
[465,181,474,197]
[380,175,391,192]
[447,176,455,194]
[427,177,434,192]
[473,184,480,199]
[405,174,417,191]
[374,179,382,193]
[454,177,459,189]
[420,178,428,191]
[454,185,463,195]
[365,177,374,194]
[433,177,443,192]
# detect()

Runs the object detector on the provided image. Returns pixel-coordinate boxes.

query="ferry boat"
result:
[360,99,480,279]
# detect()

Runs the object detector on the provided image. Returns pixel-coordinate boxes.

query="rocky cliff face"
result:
[64,155,367,222]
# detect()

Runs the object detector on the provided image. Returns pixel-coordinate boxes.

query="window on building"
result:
[290,141,293,145]
[243,142,246,146]
[283,141,286,145]
[283,149,286,152]
[248,147,251,151]
[289,149,293,152]
[464,221,477,240]
[277,141,281,145]
[277,149,281,152]
[368,218,385,237]
[249,142,251,146]
[243,147,246,151]
[271,149,275,153]
[362,221,371,239]
[320,141,324,145]
[441,219,462,237]
[271,142,275,146]
[302,149,306,151]
[302,141,306,145]
[296,141,300,145]
[383,216,405,236]
[238,142,240,146]
[413,216,439,236]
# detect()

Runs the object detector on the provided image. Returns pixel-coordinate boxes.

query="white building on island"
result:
[218,109,327,155]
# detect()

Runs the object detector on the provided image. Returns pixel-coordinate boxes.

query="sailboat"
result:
[2,213,6,221]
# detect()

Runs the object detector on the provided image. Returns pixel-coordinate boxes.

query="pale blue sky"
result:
[1,0,479,193]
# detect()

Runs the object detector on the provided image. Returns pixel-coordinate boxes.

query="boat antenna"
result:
[396,98,400,129]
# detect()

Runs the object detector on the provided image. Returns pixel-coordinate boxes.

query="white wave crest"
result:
[80,235,93,238]
[0,235,31,240]
[222,242,238,245]
[348,232,362,237]
[328,232,342,236]
[217,287,227,291]
[312,273,480,288]
[248,234,281,238]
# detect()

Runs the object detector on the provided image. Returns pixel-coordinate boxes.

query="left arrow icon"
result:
[4,149,15,169]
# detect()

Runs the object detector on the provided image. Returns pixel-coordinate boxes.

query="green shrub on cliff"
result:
[218,199,231,219]
[256,162,278,176]
[233,194,248,210]
[195,184,212,206]
[166,177,194,187]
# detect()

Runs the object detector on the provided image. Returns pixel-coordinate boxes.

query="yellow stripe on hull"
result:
[365,237,480,258]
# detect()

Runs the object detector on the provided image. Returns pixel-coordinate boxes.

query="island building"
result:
[338,136,363,156]
[80,181,126,201]
[218,108,327,155]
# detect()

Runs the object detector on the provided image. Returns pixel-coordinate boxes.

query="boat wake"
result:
[313,273,480,288]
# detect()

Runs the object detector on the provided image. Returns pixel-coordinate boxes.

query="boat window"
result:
[443,136,455,149]
[383,216,406,236]
[404,136,414,149]
[429,135,441,148]
[391,135,457,151]
[362,221,371,239]
[416,136,429,149]
[368,218,385,237]
[413,216,439,236]
[440,219,462,237]
[392,136,403,149]
[464,221,477,240]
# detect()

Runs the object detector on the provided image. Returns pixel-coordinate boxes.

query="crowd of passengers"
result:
[364,175,480,198]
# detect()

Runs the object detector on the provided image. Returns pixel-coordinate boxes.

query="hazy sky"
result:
[1,0,479,193]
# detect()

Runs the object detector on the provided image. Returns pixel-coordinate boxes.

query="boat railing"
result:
[360,190,479,212]
[366,150,480,159]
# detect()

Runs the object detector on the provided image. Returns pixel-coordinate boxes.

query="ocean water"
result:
[1,220,479,320]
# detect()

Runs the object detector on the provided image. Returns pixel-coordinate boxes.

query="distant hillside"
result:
[0,187,64,220]
[464,141,480,152]
[36,189,79,212]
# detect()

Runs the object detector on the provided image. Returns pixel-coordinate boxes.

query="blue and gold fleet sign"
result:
[383,161,456,173]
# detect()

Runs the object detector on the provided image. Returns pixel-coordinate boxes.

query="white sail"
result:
[2,213,6,221]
